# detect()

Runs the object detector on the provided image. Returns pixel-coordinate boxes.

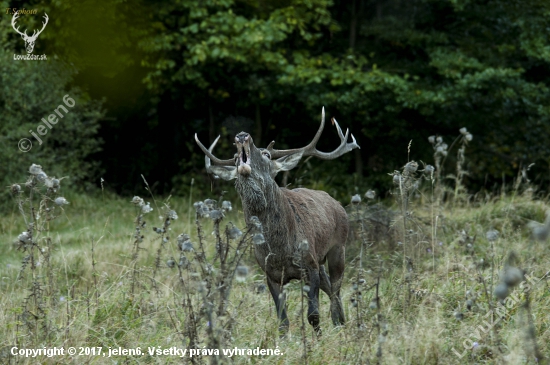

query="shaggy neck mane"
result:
[235,175,296,238]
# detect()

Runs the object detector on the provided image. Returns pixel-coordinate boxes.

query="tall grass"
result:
[1,144,549,364]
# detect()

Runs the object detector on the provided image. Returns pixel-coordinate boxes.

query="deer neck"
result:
[235,175,285,223]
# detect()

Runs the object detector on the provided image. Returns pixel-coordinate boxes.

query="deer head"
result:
[12,11,49,54]
[195,107,359,184]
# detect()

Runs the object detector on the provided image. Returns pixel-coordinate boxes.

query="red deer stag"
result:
[195,108,359,333]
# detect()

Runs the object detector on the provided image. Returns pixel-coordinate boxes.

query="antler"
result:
[11,12,48,39]
[11,11,28,38]
[32,13,49,39]
[267,107,360,160]
[195,134,236,166]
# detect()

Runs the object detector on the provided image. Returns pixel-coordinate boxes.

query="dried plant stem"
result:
[300,253,308,364]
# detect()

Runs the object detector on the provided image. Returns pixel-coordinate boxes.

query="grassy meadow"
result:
[0,163,549,365]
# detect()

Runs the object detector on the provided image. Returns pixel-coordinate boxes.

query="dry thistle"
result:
[365,190,375,200]
[527,210,550,241]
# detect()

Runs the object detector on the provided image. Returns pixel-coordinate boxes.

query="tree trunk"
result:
[355,148,363,176]
[208,103,215,143]
[255,103,262,146]
[349,0,364,177]
[349,0,357,49]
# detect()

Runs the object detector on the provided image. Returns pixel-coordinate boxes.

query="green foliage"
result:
[0,6,105,198]
[5,0,550,197]
[132,0,550,194]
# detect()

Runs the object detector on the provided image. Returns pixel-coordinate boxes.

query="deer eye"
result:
[261,151,271,159]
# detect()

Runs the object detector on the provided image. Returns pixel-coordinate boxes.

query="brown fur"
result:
[200,131,350,333]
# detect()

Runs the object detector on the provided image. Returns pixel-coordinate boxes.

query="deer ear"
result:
[208,165,237,181]
[272,152,304,173]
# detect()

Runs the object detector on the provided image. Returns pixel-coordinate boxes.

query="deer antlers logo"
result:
[11,11,48,54]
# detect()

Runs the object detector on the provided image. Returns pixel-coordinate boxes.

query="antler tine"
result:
[35,13,48,37]
[268,107,360,160]
[351,133,358,146]
[266,141,275,151]
[306,117,360,160]
[11,11,28,37]
[204,135,219,174]
[195,134,236,166]
[332,116,348,141]
[268,107,326,159]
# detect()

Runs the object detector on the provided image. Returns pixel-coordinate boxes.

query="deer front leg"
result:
[266,276,289,333]
[307,268,321,334]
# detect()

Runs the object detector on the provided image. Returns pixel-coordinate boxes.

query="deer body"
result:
[245,186,347,279]
[195,108,359,332]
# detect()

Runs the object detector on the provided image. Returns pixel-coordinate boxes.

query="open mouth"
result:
[235,133,251,176]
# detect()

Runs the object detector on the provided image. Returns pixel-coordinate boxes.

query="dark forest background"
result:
[2,0,550,201]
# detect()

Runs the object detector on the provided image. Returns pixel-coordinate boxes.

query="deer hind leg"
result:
[319,265,332,296]
[266,276,289,333]
[327,244,346,326]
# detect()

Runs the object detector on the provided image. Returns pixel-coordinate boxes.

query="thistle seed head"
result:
[236,265,248,276]
[54,197,69,206]
[18,231,31,244]
[486,229,499,242]
[177,233,190,244]
[253,233,265,245]
[36,172,47,183]
[365,190,375,200]
[502,266,523,287]
[178,256,188,268]
[209,209,223,221]
[494,282,509,300]
[236,266,249,282]
[249,216,263,233]
[228,225,242,239]
[131,196,144,206]
[29,164,43,175]
[45,177,60,189]
[10,184,21,194]
[141,202,153,214]
[221,201,232,212]
[393,173,401,185]
[404,161,418,173]
[256,284,266,294]
[204,199,216,208]
[178,240,194,252]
